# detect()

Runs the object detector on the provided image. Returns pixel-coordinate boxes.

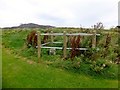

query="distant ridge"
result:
[3,23,55,29]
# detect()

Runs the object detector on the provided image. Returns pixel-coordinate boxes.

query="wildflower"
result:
[103,64,106,67]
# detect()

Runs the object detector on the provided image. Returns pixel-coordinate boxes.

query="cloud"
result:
[0,0,119,28]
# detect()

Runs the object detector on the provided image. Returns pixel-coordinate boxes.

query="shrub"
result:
[90,59,111,73]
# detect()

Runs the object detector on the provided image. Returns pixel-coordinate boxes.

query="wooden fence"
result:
[37,31,100,63]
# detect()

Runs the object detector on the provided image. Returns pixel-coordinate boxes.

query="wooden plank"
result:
[41,33,63,36]
[41,42,62,46]
[40,33,100,36]
[37,31,41,63]
[41,42,51,46]
[67,33,100,36]
[63,31,67,59]
[41,46,88,50]
[41,46,62,49]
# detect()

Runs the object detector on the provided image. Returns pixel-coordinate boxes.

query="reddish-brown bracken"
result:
[70,35,81,59]
[26,30,37,48]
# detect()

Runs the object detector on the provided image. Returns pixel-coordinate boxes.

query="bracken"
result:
[70,35,81,59]
[26,30,37,48]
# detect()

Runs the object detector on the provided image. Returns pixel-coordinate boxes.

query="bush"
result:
[90,59,111,73]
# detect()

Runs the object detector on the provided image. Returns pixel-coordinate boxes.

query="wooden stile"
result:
[35,30,100,62]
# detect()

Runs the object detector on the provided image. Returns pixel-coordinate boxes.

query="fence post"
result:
[63,31,67,59]
[51,31,54,43]
[92,29,96,48]
[37,31,41,63]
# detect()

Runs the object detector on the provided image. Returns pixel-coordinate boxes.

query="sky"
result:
[0,0,119,28]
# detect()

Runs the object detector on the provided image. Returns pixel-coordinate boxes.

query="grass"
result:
[2,47,118,88]
[2,28,119,88]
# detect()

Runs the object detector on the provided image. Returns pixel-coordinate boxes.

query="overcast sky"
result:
[0,0,119,28]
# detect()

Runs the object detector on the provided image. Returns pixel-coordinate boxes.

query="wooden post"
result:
[92,30,96,48]
[68,32,72,45]
[37,31,41,63]
[51,31,54,43]
[63,31,67,59]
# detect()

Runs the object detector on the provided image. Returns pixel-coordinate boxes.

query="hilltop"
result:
[3,23,55,29]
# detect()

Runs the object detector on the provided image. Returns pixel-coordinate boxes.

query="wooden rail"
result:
[36,46,88,50]
[41,42,62,46]
[40,33,100,36]
[41,46,88,50]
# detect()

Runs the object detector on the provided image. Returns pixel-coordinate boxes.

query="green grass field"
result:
[2,47,118,88]
[2,28,119,88]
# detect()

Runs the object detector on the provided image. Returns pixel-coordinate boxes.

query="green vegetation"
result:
[2,28,119,88]
[2,47,118,88]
